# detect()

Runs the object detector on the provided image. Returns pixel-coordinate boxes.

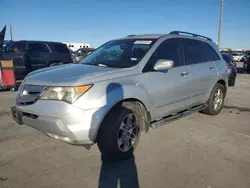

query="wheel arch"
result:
[93,98,151,143]
[217,79,227,96]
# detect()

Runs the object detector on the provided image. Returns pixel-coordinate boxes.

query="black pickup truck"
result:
[2,40,73,79]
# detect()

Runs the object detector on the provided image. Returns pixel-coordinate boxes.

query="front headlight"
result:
[40,85,93,103]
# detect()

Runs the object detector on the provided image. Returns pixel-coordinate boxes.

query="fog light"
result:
[46,132,73,144]
[47,132,59,140]
[62,137,73,144]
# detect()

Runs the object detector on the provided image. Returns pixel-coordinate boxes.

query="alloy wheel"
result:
[213,88,224,111]
[117,113,140,152]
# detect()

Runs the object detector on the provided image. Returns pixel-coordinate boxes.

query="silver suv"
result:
[11,31,228,160]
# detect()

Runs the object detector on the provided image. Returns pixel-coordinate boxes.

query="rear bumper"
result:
[12,100,109,145]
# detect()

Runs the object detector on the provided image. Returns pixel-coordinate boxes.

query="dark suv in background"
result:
[2,41,73,79]
[221,53,237,86]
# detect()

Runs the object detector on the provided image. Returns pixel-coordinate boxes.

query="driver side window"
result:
[6,42,26,53]
[104,45,124,61]
[143,38,183,72]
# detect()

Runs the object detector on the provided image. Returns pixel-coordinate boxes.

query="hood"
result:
[25,63,122,86]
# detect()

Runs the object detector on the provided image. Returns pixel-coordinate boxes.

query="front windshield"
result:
[80,39,156,68]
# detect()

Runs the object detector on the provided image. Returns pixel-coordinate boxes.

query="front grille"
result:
[17,85,46,105]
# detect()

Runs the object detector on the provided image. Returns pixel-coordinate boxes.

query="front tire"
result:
[96,102,142,161]
[202,83,225,115]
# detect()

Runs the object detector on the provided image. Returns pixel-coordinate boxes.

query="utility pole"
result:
[217,0,224,48]
[9,24,13,41]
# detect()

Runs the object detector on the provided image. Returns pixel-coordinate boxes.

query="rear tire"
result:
[96,102,142,161]
[202,83,225,115]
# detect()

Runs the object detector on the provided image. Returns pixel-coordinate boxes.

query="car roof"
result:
[120,33,216,47]
[14,40,64,44]
[121,34,164,39]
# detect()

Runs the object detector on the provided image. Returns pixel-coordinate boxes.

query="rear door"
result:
[2,41,28,79]
[182,38,219,104]
[28,42,49,70]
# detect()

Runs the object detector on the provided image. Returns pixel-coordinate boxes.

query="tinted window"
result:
[44,44,50,53]
[202,42,220,61]
[53,43,69,53]
[29,43,45,53]
[183,39,206,64]
[6,41,26,53]
[183,39,220,65]
[144,38,183,71]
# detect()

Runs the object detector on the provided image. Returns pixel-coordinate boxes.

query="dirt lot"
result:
[0,63,250,188]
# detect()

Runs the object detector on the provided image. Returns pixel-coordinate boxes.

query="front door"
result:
[141,38,194,120]
[27,42,49,71]
[2,41,28,79]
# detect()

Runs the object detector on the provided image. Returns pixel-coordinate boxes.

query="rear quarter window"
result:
[52,43,70,53]
[202,42,220,61]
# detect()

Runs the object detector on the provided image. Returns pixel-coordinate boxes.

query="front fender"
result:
[73,83,153,112]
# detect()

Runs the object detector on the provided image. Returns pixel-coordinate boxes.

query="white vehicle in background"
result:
[63,42,91,51]
[231,53,244,62]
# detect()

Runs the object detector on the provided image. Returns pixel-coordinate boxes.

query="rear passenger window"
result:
[182,39,206,64]
[29,43,45,53]
[183,39,220,65]
[53,44,70,53]
[144,38,183,71]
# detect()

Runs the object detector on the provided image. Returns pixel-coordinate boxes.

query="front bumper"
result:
[11,100,109,145]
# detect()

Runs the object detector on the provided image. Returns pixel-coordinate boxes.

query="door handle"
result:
[181,72,188,77]
[210,65,215,70]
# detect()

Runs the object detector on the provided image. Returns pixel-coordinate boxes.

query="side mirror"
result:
[153,59,174,71]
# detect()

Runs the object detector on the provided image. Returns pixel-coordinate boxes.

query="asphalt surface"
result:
[1,62,250,188]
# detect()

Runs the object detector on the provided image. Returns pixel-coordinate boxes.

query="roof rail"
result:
[127,35,136,37]
[169,31,212,41]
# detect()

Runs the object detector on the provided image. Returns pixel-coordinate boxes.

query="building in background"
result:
[63,42,90,51]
